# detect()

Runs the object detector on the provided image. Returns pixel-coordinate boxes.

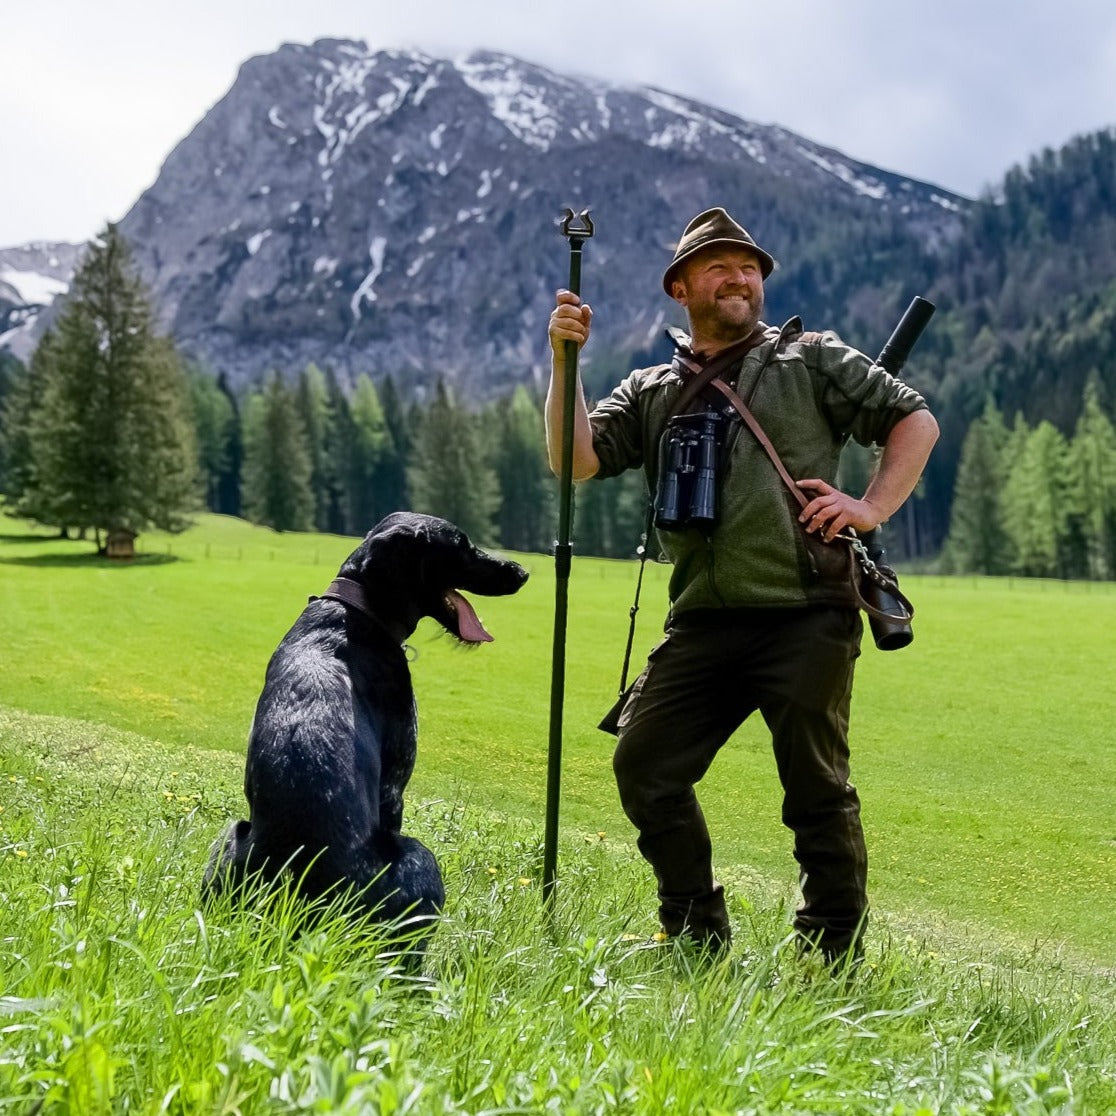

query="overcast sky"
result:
[4,0,1116,248]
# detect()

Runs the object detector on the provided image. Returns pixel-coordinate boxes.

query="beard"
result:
[687,288,764,347]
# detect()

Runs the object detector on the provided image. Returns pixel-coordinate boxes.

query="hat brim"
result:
[662,238,777,296]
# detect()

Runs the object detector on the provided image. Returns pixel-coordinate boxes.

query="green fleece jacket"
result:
[588,320,928,615]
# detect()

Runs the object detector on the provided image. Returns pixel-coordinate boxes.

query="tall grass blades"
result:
[2,513,1115,1111]
[2,708,1114,1113]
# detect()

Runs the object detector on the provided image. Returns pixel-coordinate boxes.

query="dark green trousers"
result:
[612,606,867,955]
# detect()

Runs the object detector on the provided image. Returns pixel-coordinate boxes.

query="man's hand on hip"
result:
[796,480,883,541]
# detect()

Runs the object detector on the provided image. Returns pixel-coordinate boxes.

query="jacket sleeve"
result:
[808,331,929,447]
[587,371,649,479]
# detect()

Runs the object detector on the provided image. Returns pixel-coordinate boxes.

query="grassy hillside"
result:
[3,705,1114,1113]
[2,512,1115,1111]
[2,512,1114,964]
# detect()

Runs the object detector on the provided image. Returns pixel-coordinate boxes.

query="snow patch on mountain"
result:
[455,54,565,150]
[795,146,888,199]
[350,236,388,321]
[0,268,70,305]
[246,230,271,256]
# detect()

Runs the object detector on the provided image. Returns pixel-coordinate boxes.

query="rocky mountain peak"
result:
[3,39,967,398]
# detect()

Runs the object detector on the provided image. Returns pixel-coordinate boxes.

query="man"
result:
[545,207,938,960]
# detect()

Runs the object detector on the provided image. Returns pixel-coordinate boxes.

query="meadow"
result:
[1,512,1114,1112]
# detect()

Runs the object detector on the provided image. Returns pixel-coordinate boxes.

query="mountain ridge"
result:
[0,38,966,397]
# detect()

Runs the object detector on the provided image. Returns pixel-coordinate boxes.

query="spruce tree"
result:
[408,379,498,544]
[574,468,650,559]
[1001,420,1069,577]
[214,373,243,517]
[942,399,1012,574]
[323,368,354,534]
[296,363,349,533]
[0,351,21,490]
[188,368,238,513]
[241,373,314,532]
[491,386,553,552]
[0,353,41,509]
[17,225,198,551]
[347,373,395,532]
[377,374,411,514]
[1070,376,1116,578]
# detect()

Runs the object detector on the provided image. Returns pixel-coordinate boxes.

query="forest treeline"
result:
[909,127,1116,551]
[943,385,1116,578]
[0,225,647,557]
[3,126,1116,572]
[181,361,650,556]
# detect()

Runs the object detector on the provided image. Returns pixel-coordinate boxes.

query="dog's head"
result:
[339,512,529,643]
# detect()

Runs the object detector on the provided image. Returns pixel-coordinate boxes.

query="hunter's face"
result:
[672,246,765,349]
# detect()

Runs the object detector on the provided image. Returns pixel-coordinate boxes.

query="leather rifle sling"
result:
[704,378,810,511]
[702,377,915,623]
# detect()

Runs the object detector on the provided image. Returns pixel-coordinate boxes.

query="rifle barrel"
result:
[877,296,935,375]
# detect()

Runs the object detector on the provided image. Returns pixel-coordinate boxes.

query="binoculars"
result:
[653,410,726,532]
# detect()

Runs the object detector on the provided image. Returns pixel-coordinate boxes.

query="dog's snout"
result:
[459,546,529,597]
[489,556,529,595]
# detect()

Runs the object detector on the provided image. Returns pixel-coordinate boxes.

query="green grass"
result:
[2,513,1114,965]
[2,707,1114,1113]
[1,511,1116,1111]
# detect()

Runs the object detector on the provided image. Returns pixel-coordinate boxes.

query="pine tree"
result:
[941,399,1012,574]
[408,379,498,544]
[241,373,314,532]
[188,368,238,513]
[17,225,198,551]
[1069,376,1116,578]
[490,386,553,552]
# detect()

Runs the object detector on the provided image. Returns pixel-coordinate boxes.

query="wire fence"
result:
[131,535,1116,595]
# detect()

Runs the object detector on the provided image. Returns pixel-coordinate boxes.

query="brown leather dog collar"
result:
[310,577,410,647]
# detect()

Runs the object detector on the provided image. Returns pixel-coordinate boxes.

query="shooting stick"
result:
[544,207,594,907]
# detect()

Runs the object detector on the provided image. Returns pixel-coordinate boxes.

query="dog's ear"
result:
[341,513,437,582]
[342,526,405,580]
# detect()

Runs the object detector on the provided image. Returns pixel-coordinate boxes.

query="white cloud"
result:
[2,0,1115,246]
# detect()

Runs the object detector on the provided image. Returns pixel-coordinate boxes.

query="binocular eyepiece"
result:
[654,410,725,532]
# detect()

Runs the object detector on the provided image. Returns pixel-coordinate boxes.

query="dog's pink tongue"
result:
[446,590,493,643]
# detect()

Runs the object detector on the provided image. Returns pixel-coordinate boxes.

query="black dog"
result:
[203,512,528,947]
